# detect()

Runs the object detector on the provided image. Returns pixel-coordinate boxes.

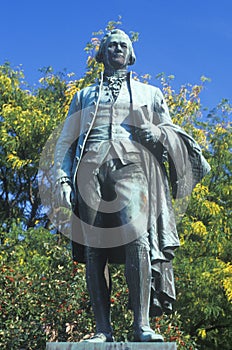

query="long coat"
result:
[54,72,210,315]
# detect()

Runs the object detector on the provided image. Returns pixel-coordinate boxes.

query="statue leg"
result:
[84,247,114,342]
[125,236,164,342]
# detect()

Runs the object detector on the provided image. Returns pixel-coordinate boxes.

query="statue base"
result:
[46,342,176,350]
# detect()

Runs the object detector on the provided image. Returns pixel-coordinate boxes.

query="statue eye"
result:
[108,42,117,48]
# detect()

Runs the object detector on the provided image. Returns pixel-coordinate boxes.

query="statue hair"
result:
[95,29,136,66]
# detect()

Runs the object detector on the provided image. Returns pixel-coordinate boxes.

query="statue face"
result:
[104,34,131,70]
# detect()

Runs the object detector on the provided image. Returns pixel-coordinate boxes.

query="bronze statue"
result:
[54,29,210,343]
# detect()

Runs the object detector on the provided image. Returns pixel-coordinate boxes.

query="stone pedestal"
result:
[46,342,176,350]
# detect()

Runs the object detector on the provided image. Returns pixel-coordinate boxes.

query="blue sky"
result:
[1,0,232,111]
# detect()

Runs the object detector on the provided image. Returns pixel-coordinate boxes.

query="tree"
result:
[174,101,232,350]
[0,63,68,230]
[155,73,232,349]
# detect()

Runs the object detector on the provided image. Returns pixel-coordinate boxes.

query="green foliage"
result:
[0,227,87,349]
[0,226,196,349]
[166,81,232,349]
[0,63,68,230]
[105,16,122,31]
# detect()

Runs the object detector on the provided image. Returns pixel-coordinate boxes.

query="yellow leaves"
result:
[163,85,174,101]
[7,153,31,169]
[29,249,38,256]
[0,75,11,85]
[39,77,45,84]
[64,81,81,116]
[223,279,232,302]
[202,261,232,304]
[67,72,75,78]
[197,328,207,339]
[87,56,95,67]
[192,185,223,218]
[85,70,94,75]
[1,99,50,142]
[91,37,100,47]
[203,200,222,216]
[7,153,17,161]
[221,264,232,303]
[65,81,80,97]
[190,84,203,98]
[193,128,207,148]
[141,74,151,84]
[201,271,211,279]
[193,183,209,196]
[3,103,22,115]
[223,225,230,236]
[191,221,207,236]
[200,75,211,83]
[180,236,185,246]
[167,94,174,103]
[215,125,227,135]
[0,74,12,93]
[158,75,207,133]
[132,75,140,82]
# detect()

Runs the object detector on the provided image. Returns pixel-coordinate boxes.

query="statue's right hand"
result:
[53,180,74,209]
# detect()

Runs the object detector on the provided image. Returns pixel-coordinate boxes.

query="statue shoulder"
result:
[130,78,159,94]
[79,83,98,97]
[71,83,99,107]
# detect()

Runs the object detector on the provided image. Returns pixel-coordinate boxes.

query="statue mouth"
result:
[113,53,124,57]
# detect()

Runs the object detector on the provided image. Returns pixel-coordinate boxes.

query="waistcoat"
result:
[83,79,141,164]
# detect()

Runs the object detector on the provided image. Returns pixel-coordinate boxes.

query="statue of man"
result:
[54,29,210,343]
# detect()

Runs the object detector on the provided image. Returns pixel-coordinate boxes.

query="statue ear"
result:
[95,50,103,63]
[128,47,136,66]
[129,55,135,65]
[95,39,106,63]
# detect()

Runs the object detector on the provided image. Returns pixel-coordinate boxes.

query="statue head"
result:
[96,29,136,71]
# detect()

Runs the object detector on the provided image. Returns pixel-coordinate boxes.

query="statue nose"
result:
[116,44,123,52]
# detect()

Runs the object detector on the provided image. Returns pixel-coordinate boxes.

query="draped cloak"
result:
[54,72,211,315]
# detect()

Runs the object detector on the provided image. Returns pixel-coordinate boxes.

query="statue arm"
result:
[53,92,81,208]
[54,92,81,182]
